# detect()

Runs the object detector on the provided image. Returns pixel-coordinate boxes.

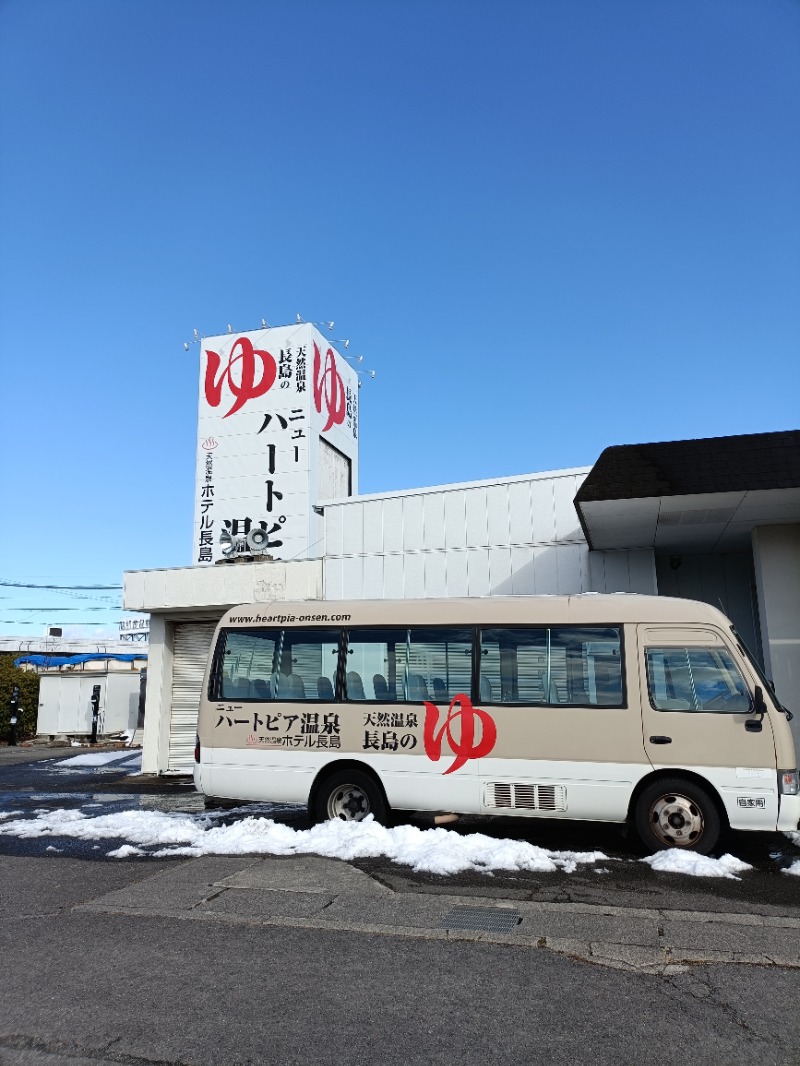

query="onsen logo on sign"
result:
[313,342,345,432]
[204,337,277,418]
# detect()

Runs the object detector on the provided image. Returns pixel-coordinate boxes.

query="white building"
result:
[125,428,800,773]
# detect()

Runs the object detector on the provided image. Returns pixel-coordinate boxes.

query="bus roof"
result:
[218,594,732,630]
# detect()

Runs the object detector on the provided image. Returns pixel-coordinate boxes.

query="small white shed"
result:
[36,669,143,737]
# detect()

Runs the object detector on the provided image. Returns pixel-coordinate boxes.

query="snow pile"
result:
[641,849,752,879]
[781,860,800,877]
[55,751,141,769]
[0,807,607,875]
[0,807,755,879]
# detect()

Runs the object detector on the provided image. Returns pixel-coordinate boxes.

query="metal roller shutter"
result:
[168,622,219,772]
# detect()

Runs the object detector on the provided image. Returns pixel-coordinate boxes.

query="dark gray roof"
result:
[576,430,800,504]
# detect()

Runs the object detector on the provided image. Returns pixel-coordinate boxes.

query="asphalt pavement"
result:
[0,743,799,1066]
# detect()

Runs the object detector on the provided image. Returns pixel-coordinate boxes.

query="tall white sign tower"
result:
[193,323,358,564]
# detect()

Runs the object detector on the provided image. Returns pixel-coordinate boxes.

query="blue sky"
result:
[1,0,798,636]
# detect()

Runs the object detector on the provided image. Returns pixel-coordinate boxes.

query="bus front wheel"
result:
[634,777,722,855]
[314,769,388,825]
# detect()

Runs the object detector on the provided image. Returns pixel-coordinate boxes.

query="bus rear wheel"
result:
[634,777,721,855]
[314,769,388,825]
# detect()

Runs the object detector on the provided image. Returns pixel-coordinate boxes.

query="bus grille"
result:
[486,782,567,812]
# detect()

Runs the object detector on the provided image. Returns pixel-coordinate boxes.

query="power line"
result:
[0,580,122,590]
[4,607,124,612]
[0,620,117,626]
[0,584,123,592]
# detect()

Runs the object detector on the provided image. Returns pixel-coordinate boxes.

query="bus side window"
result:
[344,629,407,701]
[645,647,753,713]
[219,629,280,701]
[478,627,623,707]
[276,629,341,701]
[403,628,472,703]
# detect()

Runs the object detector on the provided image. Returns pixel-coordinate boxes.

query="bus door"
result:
[636,624,778,825]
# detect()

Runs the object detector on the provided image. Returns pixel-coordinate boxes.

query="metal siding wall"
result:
[467,549,491,595]
[530,479,556,543]
[465,488,489,547]
[404,552,425,597]
[422,493,446,551]
[383,498,403,553]
[555,543,585,593]
[627,550,658,594]
[446,550,469,595]
[168,623,218,772]
[325,558,345,599]
[444,492,467,549]
[326,508,344,557]
[363,553,384,597]
[532,546,559,593]
[341,503,363,555]
[363,500,384,554]
[384,554,404,598]
[508,481,532,543]
[323,471,593,601]
[424,552,448,597]
[341,555,363,597]
[486,484,510,546]
[488,546,513,592]
[655,552,760,658]
[553,475,583,541]
[403,495,425,550]
[511,546,536,594]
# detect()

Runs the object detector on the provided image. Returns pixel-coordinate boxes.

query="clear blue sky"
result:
[1,0,798,636]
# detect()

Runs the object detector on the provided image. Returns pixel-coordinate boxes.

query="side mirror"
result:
[753,685,768,717]
[750,686,772,729]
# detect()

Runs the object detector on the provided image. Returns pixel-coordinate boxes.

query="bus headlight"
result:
[779,770,799,795]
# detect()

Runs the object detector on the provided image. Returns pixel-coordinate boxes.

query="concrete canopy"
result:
[574,431,800,553]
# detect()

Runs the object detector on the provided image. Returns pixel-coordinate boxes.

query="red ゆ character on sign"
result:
[423,694,497,775]
[313,342,346,432]
[204,337,278,418]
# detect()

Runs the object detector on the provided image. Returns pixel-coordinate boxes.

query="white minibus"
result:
[194,595,798,854]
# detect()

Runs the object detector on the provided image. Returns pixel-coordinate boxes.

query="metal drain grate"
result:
[438,906,522,933]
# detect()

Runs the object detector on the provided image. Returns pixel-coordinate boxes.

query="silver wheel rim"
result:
[649,792,704,847]
[326,783,371,821]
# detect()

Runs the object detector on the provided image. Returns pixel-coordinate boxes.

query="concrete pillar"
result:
[752,524,800,750]
[140,614,174,774]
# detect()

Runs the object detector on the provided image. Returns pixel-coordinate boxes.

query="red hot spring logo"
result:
[423,695,497,775]
[313,342,346,432]
[204,337,277,418]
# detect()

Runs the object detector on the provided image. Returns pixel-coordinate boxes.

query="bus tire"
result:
[314,768,388,825]
[634,776,721,855]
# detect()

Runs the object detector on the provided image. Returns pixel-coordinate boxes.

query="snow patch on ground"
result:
[641,849,753,879]
[0,807,756,879]
[55,751,142,769]
[781,860,800,877]
[107,844,145,859]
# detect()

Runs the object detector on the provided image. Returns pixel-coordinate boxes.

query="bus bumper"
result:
[777,793,800,832]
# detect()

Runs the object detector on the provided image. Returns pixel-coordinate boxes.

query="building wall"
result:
[323,469,657,599]
[132,559,323,773]
[752,524,800,749]
[654,552,762,664]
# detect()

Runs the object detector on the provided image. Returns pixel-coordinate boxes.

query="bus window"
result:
[401,628,473,703]
[478,627,623,707]
[343,628,473,702]
[275,629,341,701]
[344,628,407,701]
[218,629,280,701]
[646,647,752,713]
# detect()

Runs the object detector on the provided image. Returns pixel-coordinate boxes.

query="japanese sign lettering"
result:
[194,324,358,565]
